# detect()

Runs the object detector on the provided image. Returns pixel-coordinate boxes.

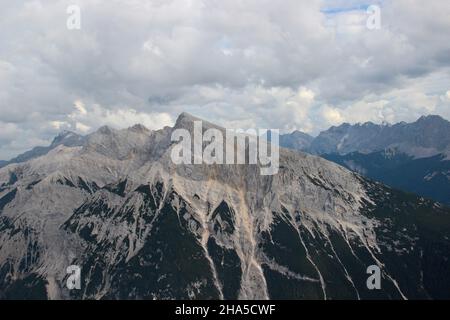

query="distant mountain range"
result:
[1,113,449,299]
[279,115,450,205]
[0,131,85,169]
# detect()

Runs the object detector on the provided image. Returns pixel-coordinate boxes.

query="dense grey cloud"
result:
[0,0,449,159]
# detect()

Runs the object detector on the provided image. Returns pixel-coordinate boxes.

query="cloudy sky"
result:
[1,0,449,159]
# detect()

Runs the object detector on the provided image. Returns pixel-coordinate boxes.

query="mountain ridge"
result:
[1,113,449,299]
[2,114,449,167]
[279,115,450,205]
[280,114,450,158]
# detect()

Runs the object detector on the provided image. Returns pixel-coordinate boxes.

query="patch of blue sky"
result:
[321,0,384,15]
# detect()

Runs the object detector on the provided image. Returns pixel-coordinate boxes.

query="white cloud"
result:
[75,122,90,133]
[321,106,344,125]
[74,100,87,115]
[64,100,174,133]
[50,121,68,130]
[0,0,450,159]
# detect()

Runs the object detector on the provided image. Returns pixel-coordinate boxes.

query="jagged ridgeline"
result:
[279,115,450,206]
[0,113,449,299]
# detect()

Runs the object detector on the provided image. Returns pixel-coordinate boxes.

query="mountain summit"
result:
[0,113,449,299]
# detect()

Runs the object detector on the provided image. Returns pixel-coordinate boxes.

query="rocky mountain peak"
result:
[416,114,446,124]
[174,112,224,134]
[50,130,84,147]
[97,125,115,135]
[174,112,199,127]
[279,130,313,152]
[128,124,150,133]
[0,113,449,300]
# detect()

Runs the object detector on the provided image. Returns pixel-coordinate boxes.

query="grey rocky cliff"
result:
[0,113,449,299]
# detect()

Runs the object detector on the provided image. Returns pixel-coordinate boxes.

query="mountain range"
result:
[279,115,450,205]
[0,113,449,300]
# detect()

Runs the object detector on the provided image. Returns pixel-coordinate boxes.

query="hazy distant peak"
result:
[175,112,203,126]
[54,129,77,138]
[128,124,150,133]
[290,130,313,137]
[304,115,450,157]
[359,121,377,127]
[97,125,115,135]
[279,130,314,152]
[416,114,447,124]
[174,112,224,132]
[50,130,83,147]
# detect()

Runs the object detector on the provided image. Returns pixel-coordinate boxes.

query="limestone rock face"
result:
[0,113,449,300]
